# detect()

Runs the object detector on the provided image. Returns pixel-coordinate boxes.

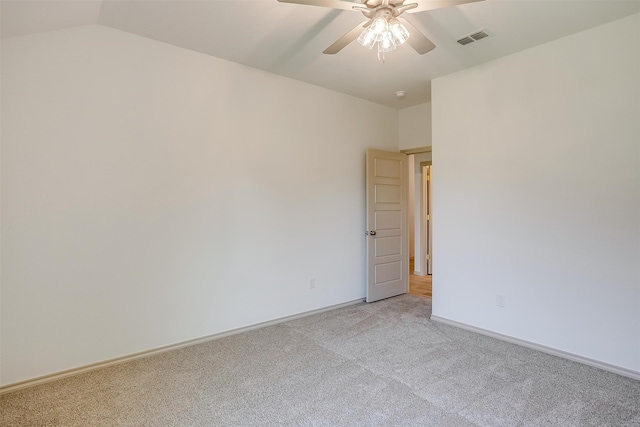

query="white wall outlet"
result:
[496,294,505,307]
[310,278,316,289]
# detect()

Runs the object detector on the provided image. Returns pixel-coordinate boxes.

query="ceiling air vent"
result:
[457,36,474,46]
[457,29,489,46]
[470,30,489,41]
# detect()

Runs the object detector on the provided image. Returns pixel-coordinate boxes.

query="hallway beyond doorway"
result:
[409,257,432,299]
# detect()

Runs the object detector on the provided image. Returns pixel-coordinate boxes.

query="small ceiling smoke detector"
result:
[395,91,406,99]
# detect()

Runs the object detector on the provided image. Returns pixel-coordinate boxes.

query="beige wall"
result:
[432,14,640,374]
[399,102,431,150]
[0,25,399,386]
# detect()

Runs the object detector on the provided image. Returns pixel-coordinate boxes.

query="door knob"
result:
[370,231,377,236]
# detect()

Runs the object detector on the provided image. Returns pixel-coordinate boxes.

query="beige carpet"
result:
[2,295,639,426]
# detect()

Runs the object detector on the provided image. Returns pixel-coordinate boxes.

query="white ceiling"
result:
[2,0,639,108]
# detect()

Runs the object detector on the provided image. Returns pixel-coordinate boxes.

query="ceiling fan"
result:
[277,0,484,58]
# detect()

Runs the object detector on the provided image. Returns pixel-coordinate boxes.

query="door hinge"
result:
[426,254,430,261]
[426,214,430,221]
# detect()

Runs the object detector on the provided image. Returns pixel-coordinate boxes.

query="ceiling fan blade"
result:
[400,18,436,54]
[277,0,362,11]
[323,20,368,54]
[405,0,485,13]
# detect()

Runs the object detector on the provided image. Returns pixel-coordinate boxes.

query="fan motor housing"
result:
[364,0,405,7]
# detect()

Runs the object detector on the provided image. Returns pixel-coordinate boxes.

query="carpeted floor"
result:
[1,294,639,426]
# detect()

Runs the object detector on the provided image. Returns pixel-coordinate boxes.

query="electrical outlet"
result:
[310,278,316,289]
[496,294,505,307]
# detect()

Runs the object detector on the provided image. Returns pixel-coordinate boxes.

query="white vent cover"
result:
[471,30,489,41]
[457,36,474,46]
[457,29,489,46]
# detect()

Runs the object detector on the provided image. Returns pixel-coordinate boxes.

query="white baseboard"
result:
[0,298,364,394]
[430,315,640,381]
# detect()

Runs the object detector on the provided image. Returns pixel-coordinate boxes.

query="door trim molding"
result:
[420,162,432,276]
[400,146,431,155]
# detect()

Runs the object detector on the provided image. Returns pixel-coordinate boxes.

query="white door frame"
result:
[420,162,432,276]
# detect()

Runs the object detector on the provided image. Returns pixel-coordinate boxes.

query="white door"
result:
[366,149,408,303]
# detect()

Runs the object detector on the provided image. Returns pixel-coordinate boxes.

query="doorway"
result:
[403,148,432,299]
[421,162,432,276]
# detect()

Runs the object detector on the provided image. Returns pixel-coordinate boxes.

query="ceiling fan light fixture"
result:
[389,20,410,46]
[357,27,377,49]
[280,0,480,58]
[378,32,396,53]
[370,17,389,36]
[359,15,410,59]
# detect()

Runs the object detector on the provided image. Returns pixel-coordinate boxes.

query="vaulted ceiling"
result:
[2,0,638,108]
